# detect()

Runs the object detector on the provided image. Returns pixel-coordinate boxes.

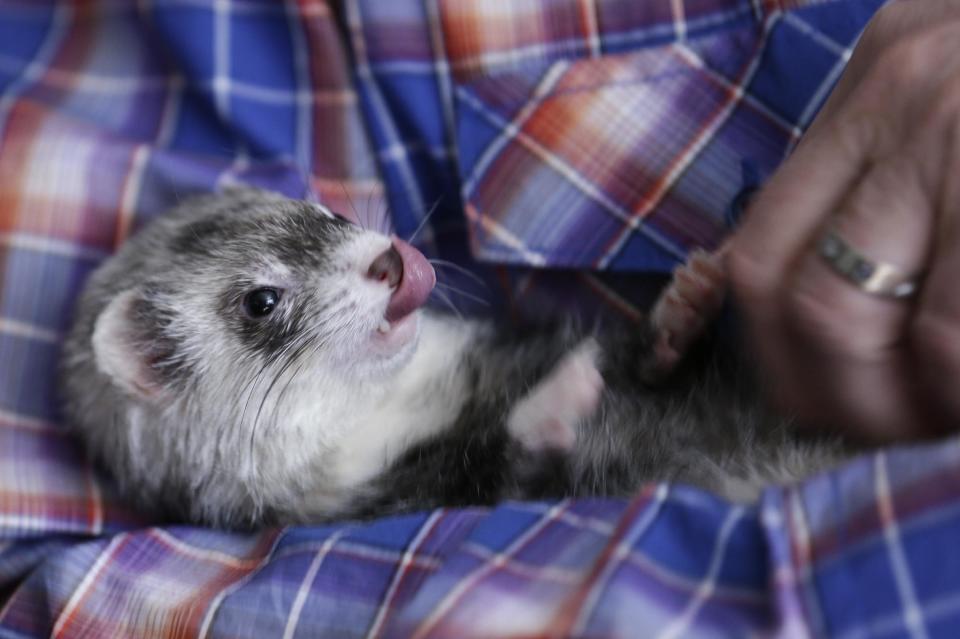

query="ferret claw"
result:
[646,248,727,378]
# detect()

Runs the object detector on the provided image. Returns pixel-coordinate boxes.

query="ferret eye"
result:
[243,288,280,318]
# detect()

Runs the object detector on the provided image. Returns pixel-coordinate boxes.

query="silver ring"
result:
[817,227,921,299]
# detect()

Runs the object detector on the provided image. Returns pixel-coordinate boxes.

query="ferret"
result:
[60,188,838,528]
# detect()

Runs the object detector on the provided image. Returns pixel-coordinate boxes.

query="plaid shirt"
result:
[6,1,959,637]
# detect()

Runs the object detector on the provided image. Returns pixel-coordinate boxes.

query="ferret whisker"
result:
[271,337,326,435]
[378,208,389,235]
[362,198,375,232]
[241,335,309,450]
[338,181,366,230]
[371,194,389,235]
[362,196,377,232]
[430,287,464,321]
[250,335,310,468]
[364,187,375,231]
[434,281,489,307]
[238,342,294,444]
[428,259,489,290]
[379,199,391,235]
[407,198,441,245]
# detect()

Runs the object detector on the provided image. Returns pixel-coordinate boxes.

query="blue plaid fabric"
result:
[6,1,960,637]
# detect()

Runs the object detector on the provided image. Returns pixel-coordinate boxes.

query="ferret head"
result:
[60,188,436,525]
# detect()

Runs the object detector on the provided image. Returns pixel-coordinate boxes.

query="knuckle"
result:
[845,157,922,217]
[877,34,935,87]
[827,110,889,159]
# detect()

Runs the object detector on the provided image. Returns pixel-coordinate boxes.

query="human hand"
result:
[726,0,960,442]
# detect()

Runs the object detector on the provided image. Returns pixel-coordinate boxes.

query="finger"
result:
[777,152,935,439]
[725,102,898,430]
[912,114,960,429]
[789,154,931,349]
[797,70,960,437]
[728,15,960,439]
[734,17,960,289]
[727,116,898,317]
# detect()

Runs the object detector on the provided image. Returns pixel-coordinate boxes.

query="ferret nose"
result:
[367,245,403,288]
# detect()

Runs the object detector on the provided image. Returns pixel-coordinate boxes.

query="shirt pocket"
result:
[450,1,878,271]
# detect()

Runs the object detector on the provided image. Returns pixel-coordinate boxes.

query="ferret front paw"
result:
[646,248,727,379]
[507,339,603,453]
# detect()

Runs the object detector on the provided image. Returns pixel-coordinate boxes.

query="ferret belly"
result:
[349,327,839,518]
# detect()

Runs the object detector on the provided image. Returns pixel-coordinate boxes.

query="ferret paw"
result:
[647,248,727,378]
[507,339,603,453]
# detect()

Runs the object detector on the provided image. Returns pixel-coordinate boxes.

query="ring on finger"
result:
[817,226,922,298]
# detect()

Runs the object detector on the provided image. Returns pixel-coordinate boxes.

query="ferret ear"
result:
[91,289,164,401]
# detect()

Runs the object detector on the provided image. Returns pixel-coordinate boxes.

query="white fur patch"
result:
[507,338,603,452]
[329,312,480,489]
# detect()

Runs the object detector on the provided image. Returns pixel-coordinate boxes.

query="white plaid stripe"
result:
[149,529,265,570]
[657,507,746,639]
[464,202,548,266]
[0,232,109,262]
[365,510,443,639]
[83,463,103,537]
[0,318,59,344]
[790,487,828,638]
[675,41,803,139]
[50,534,127,639]
[0,407,66,434]
[506,501,617,536]
[571,484,670,635]
[876,454,930,639]
[671,0,688,41]
[459,59,568,196]
[838,592,960,639]
[281,529,350,639]
[197,531,285,639]
[213,0,232,121]
[622,537,767,606]
[581,0,601,57]
[410,501,573,639]
[155,74,185,149]
[272,539,441,570]
[460,541,583,584]
[115,144,151,248]
[765,513,814,638]
[782,12,859,131]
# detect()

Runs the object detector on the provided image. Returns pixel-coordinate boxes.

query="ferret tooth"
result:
[378,320,391,334]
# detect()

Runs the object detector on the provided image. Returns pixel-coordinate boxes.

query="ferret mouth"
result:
[370,310,419,361]
[375,313,413,336]
[381,237,436,325]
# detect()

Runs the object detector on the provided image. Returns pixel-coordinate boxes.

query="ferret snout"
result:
[367,245,403,289]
